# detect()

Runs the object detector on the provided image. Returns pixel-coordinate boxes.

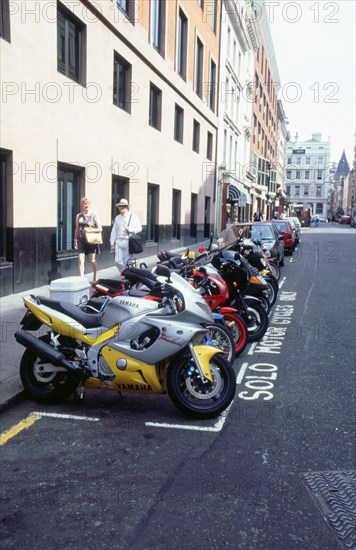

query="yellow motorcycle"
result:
[15,265,236,419]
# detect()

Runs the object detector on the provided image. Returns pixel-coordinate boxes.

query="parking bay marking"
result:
[0,412,99,446]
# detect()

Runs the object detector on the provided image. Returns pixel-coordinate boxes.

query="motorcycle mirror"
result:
[156,264,171,282]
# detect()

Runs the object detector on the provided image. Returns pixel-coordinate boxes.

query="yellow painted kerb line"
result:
[0,414,41,446]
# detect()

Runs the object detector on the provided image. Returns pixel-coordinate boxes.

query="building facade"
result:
[285,133,332,218]
[215,0,258,230]
[0,0,221,296]
[250,0,280,220]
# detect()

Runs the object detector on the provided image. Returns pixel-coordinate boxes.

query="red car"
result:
[340,215,352,224]
[267,220,296,254]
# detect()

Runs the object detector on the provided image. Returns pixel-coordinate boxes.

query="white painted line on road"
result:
[236,362,249,383]
[247,343,257,356]
[145,372,244,432]
[30,412,100,422]
[279,276,286,289]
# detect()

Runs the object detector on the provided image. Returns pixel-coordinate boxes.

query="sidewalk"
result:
[0,244,207,411]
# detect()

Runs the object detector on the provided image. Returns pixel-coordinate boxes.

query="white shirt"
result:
[110,211,142,245]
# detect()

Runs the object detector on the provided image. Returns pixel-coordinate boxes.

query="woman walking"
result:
[73,197,102,280]
[110,198,142,274]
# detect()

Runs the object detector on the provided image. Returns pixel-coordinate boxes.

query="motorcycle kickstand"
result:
[74,377,87,402]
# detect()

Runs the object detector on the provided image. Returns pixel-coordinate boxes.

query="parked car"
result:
[340,215,352,224]
[285,217,301,244]
[251,222,285,266]
[266,220,296,254]
[351,216,356,227]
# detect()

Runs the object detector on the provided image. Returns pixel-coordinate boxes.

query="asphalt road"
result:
[0,225,355,550]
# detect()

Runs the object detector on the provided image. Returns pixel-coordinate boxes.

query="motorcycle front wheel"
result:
[167,353,236,419]
[20,336,82,402]
[205,322,236,365]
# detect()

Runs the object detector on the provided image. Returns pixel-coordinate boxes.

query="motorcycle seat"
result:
[37,296,102,328]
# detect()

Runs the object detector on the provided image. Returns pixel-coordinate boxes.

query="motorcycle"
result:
[15,265,236,419]
[89,269,237,365]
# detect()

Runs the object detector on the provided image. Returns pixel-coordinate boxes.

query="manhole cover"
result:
[302,471,356,550]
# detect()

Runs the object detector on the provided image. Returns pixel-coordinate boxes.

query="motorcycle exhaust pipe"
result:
[15,330,82,373]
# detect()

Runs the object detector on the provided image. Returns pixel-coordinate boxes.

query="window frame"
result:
[57,164,83,253]
[149,82,162,131]
[151,0,166,56]
[57,3,85,84]
[195,36,204,98]
[192,120,200,153]
[147,183,159,242]
[113,52,132,113]
[174,104,184,144]
[177,8,188,80]
[207,131,213,160]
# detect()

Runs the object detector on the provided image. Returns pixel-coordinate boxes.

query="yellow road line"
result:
[0,414,41,446]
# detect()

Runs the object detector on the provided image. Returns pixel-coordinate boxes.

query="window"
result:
[316,203,323,214]
[0,0,10,41]
[286,170,291,180]
[117,0,134,22]
[174,104,184,143]
[207,131,213,160]
[209,59,216,112]
[286,186,291,196]
[149,83,162,130]
[204,196,211,238]
[317,169,322,180]
[304,187,308,196]
[113,53,132,113]
[296,170,300,179]
[305,170,310,180]
[193,120,200,153]
[177,9,187,80]
[57,4,85,83]
[210,0,217,33]
[147,184,159,242]
[172,189,181,240]
[295,186,300,196]
[195,37,204,98]
[306,157,310,164]
[316,186,322,197]
[190,193,197,238]
[112,175,129,224]
[57,165,82,252]
[151,0,166,55]
[0,150,12,261]
[296,157,301,165]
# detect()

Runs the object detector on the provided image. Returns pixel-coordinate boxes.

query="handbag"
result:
[127,214,143,254]
[84,229,103,245]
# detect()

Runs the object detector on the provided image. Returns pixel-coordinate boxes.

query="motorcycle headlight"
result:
[261,258,268,267]
[264,250,271,258]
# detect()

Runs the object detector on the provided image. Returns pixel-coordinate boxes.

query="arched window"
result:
[316,203,323,214]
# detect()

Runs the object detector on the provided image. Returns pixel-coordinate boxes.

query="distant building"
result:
[285,133,332,218]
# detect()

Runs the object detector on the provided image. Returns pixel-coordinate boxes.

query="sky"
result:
[264,0,355,165]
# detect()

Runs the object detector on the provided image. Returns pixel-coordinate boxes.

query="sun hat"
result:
[116,198,129,207]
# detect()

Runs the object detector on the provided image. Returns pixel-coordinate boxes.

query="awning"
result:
[228,185,252,205]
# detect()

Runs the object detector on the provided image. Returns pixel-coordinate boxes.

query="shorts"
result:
[77,235,98,255]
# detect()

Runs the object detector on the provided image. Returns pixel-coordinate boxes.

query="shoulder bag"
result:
[128,214,143,254]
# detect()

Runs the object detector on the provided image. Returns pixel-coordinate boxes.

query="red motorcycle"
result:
[182,266,248,356]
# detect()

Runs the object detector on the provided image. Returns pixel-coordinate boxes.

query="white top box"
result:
[49,276,91,305]
[50,276,90,292]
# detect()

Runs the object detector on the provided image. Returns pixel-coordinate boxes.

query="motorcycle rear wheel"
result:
[167,353,236,419]
[243,302,269,342]
[268,262,280,280]
[20,336,81,402]
[221,312,248,356]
